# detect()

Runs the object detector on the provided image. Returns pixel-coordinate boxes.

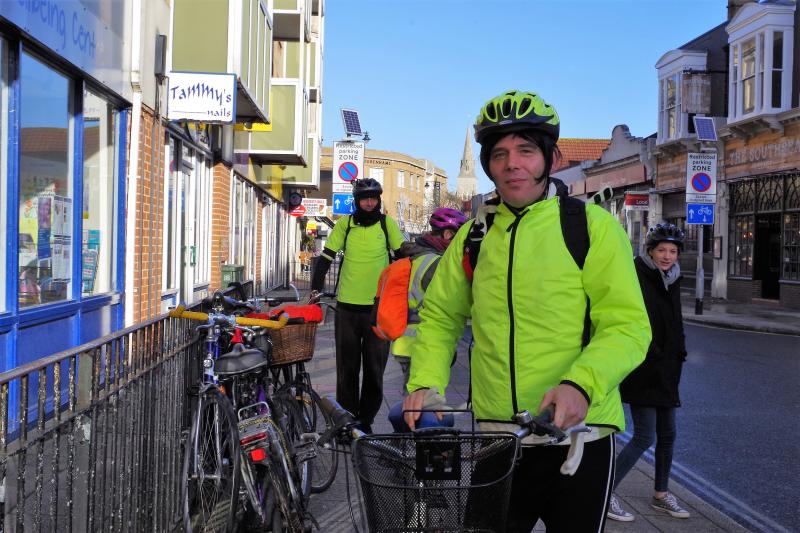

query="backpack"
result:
[462,178,592,346]
[370,252,440,341]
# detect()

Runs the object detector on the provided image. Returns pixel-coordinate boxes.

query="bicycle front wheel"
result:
[182,388,241,533]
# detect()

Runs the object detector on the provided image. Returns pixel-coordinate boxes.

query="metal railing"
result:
[0,281,252,532]
[291,255,342,294]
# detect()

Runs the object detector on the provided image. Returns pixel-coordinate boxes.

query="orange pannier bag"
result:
[370,257,412,341]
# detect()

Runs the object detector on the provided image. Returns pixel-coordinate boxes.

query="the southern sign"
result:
[332,141,365,193]
[686,203,715,225]
[332,193,355,215]
[301,198,327,217]
[686,152,717,204]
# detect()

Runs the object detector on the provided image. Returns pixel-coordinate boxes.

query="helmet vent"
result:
[501,99,512,117]
[518,98,531,116]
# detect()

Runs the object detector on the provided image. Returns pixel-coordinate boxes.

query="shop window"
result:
[782,213,800,281]
[163,136,181,292]
[18,52,72,308]
[82,90,119,296]
[0,39,7,311]
[193,156,212,286]
[729,216,754,277]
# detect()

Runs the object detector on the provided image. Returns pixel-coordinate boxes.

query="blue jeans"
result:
[614,406,676,493]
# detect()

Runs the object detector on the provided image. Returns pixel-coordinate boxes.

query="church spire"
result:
[456,127,478,199]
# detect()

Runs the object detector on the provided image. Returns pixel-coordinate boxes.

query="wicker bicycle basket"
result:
[264,322,318,366]
[353,431,519,532]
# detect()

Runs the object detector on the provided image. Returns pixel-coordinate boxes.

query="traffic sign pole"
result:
[686,152,717,316]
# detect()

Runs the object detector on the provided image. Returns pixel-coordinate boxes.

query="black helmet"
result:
[352,178,382,200]
[646,223,685,251]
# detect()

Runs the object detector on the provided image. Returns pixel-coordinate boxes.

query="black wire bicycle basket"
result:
[353,430,519,532]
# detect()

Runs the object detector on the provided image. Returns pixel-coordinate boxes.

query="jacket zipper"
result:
[505,210,527,415]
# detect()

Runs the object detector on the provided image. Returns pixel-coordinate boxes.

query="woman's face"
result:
[648,242,679,271]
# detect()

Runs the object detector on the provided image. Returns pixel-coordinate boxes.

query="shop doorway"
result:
[754,214,781,299]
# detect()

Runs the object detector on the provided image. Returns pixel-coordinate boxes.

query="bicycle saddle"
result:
[215,343,269,376]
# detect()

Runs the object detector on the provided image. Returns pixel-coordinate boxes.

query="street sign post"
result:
[685,152,717,316]
[686,203,715,225]
[332,193,355,215]
[333,141,364,194]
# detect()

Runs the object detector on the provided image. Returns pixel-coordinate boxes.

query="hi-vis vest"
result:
[390,252,440,357]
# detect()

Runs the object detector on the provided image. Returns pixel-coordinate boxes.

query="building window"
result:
[163,136,181,292]
[783,212,800,281]
[772,32,783,109]
[81,90,119,296]
[658,72,685,142]
[741,38,756,115]
[18,52,72,307]
[397,169,404,188]
[0,38,8,311]
[194,155,212,286]
[729,216,754,277]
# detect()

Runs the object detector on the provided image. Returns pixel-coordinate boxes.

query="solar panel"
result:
[694,116,717,142]
[341,109,362,136]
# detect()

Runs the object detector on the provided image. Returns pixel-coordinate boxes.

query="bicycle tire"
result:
[304,388,338,493]
[182,388,241,533]
[272,390,312,503]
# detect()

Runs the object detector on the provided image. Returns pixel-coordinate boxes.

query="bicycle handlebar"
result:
[168,304,290,329]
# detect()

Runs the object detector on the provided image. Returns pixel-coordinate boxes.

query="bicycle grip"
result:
[168,306,209,322]
[236,312,289,329]
[319,395,356,428]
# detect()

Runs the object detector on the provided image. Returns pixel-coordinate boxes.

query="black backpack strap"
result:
[462,199,499,280]
[334,216,353,296]
[379,214,392,263]
[553,178,592,346]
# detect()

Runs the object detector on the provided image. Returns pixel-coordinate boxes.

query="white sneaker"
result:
[607,494,634,522]
[651,493,690,518]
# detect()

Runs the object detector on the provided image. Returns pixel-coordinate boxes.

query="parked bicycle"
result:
[170,290,314,533]
[315,396,590,532]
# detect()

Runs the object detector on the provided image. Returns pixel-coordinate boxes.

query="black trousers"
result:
[506,435,615,532]
[334,306,389,427]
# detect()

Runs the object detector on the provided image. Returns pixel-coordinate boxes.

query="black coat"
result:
[620,256,687,407]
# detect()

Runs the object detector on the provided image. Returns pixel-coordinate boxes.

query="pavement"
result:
[275,286,799,532]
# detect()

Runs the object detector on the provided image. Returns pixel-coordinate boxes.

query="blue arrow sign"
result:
[333,193,355,215]
[687,203,714,225]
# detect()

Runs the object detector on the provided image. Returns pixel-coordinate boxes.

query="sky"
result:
[321,0,728,194]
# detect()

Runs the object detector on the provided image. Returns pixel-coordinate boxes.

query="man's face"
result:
[488,134,547,208]
[358,196,379,212]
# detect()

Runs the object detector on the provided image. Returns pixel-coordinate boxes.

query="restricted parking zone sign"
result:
[332,141,364,194]
[686,152,717,203]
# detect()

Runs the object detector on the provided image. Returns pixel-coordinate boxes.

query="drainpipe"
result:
[125,0,143,326]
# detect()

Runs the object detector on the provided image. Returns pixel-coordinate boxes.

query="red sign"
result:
[289,204,306,217]
[624,193,649,211]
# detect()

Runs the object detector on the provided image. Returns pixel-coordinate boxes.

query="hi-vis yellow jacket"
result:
[407,197,651,431]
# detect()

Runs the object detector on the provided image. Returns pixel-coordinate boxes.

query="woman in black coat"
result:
[607,223,691,522]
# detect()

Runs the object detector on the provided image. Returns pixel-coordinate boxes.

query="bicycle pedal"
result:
[293,440,317,463]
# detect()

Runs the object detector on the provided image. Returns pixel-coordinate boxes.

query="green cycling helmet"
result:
[474,90,560,145]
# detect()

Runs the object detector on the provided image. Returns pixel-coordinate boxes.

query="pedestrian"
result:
[403,89,651,531]
[607,223,691,522]
[392,207,468,393]
[310,178,405,433]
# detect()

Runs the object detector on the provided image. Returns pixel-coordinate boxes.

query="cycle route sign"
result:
[685,152,717,204]
[332,193,355,215]
[333,141,364,194]
[686,203,715,225]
